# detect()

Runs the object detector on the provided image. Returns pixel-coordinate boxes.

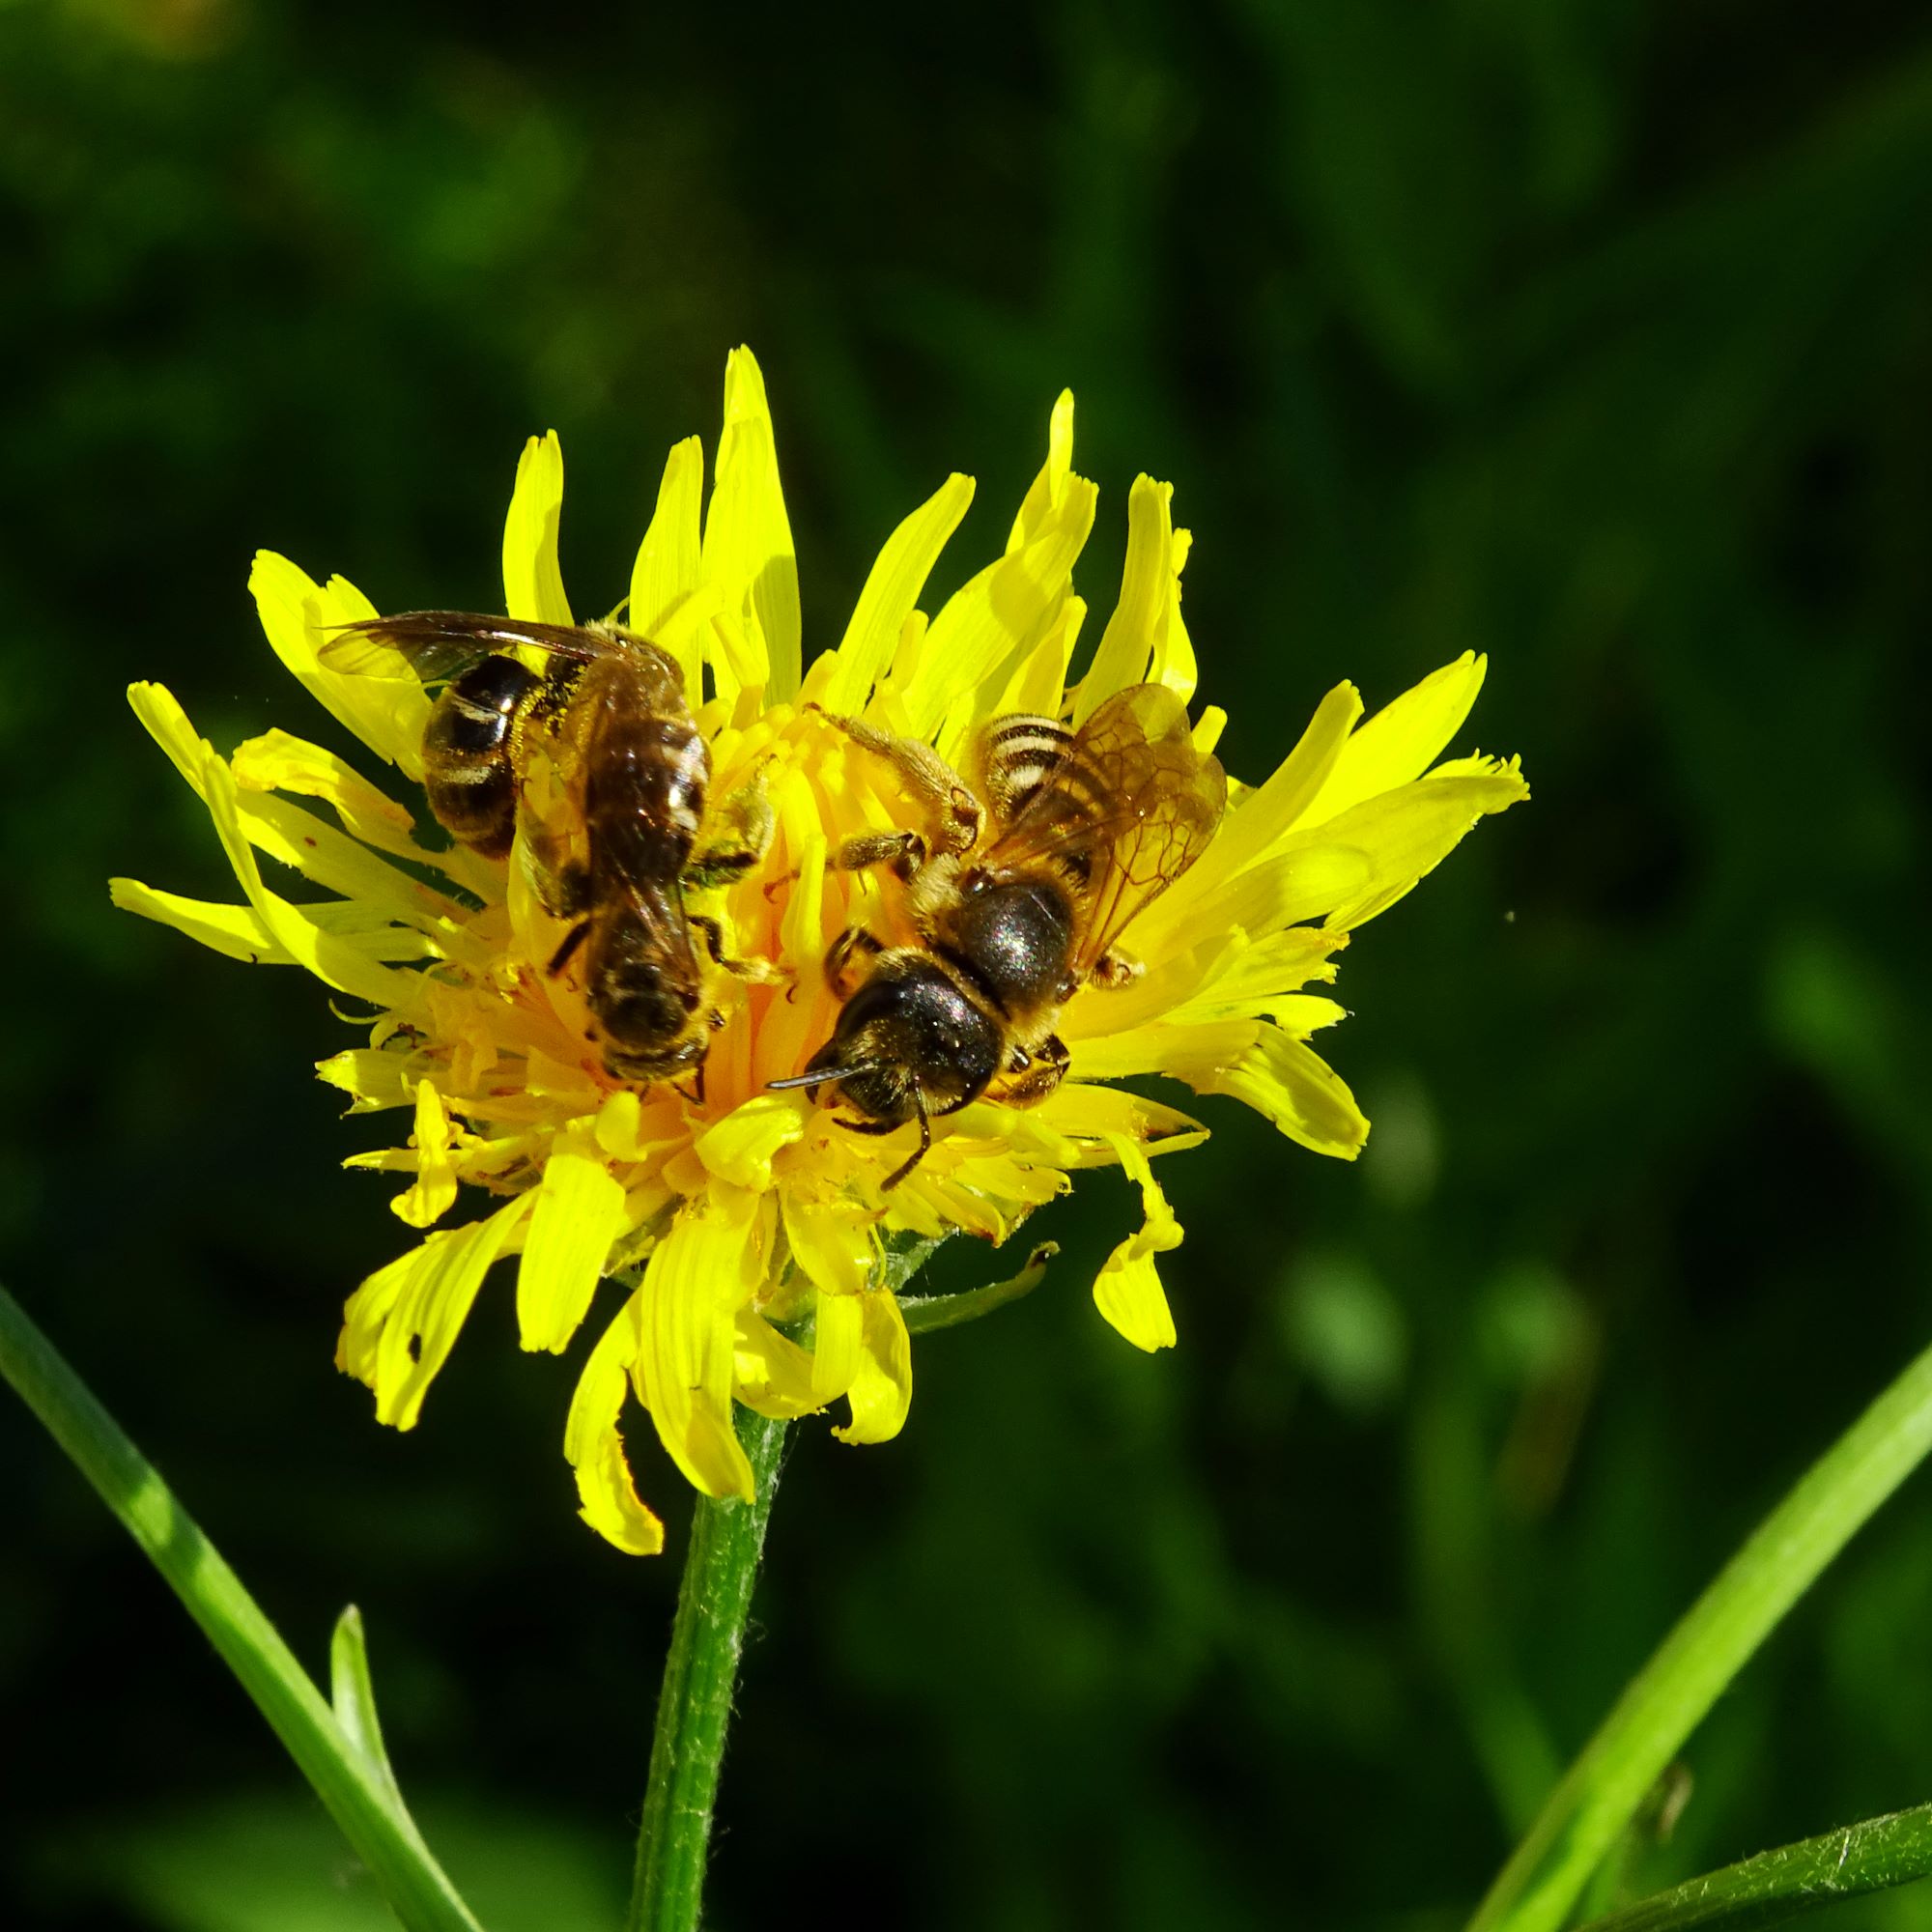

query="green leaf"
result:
[1469,1336,1932,1932]
[1576,1802,1932,1932]
[330,1607,407,1816]
[900,1242,1058,1334]
[0,1287,482,1932]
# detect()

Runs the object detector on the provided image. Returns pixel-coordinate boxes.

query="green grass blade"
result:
[331,1605,411,1816]
[1469,1336,1932,1932]
[1577,1803,1932,1932]
[0,1287,483,1932]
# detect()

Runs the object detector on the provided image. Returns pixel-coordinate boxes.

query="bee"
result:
[772,684,1227,1186]
[322,611,770,1088]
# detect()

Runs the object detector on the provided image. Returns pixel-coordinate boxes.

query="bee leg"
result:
[824,925,885,999]
[812,709,982,856]
[689,914,788,985]
[687,767,778,889]
[995,1034,1068,1107]
[881,1090,932,1192]
[830,829,928,882]
[547,919,592,978]
[521,798,592,916]
[687,846,761,891]
[1088,949,1144,989]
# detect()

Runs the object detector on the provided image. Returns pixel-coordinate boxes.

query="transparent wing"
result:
[320,611,642,682]
[632,880,702,983]
[980,684,1225,979]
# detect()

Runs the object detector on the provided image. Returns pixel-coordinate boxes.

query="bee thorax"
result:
[583,713,709,882]
[936,876,1075,1016]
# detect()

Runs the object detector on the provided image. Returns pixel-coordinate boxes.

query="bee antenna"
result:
[766,1061,879,1092]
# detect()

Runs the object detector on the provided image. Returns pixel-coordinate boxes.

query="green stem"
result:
[1576,1802,1932,1932]
[628,1406,789,1932]
[0,1288,480,1932]
[1470,1336,1932,1932]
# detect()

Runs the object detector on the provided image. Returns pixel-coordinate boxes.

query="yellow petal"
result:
[821,472,976,712]
[703,605,769,708]
[782,1191,876,1300]
[517,1146,629,1353]
[1302,653,1488,826]
[695,1094,806,1191]
[339,1193,532,1430]
[129,684,455,930]
[732,1310,822,1419]
[563,1290,665,1555]
[196,747,410,1009]
[109,879,289,966]
[648,575,730,691]
[1150,526,1199,702]
[992,595,1086,718]
[635,1187,769,1499]
[810,1287,864,1405]
[1093,1134,1182,1350]
[501,431,573,625]
[1062,924,1345,1042]
[1130,679,1363,954]
[248,554,429,771]
[127,679,207,792]
[875,613,927,707]
[392,1079,459,1228]
[1030,1081,1208,1153]
[230,728,421,861]
[631,436,705,707]
[833,1290,912,1444]
[701,346,800,701]
[1073,474,1173,725]
[593,1088,685,1163]
[1122,1020,1370,1159]
[316,1048,417,1114]
[754,828,828,1087]
[899,472,1096,738]
[1007,388,1076,552]
[1305,760,1529,929]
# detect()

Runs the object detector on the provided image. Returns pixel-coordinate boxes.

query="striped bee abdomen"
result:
[978,715,1073,818]
[978,712,1112,878]
[421,654,543,858]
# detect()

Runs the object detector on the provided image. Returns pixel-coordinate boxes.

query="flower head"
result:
[115,349,1526,1552]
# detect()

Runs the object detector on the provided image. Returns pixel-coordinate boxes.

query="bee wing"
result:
[319,611,631,682]
[637,880,703,980]
[979,684,1226,979]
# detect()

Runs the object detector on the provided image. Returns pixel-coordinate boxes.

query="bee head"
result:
[778,956,1002,1126]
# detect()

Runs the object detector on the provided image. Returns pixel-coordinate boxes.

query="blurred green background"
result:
[6,0,1932,1926]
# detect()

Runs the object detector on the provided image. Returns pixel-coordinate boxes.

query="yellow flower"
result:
[113,348,1526,1554]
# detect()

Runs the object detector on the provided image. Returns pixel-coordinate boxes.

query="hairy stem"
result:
[628,1406,789,1932]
